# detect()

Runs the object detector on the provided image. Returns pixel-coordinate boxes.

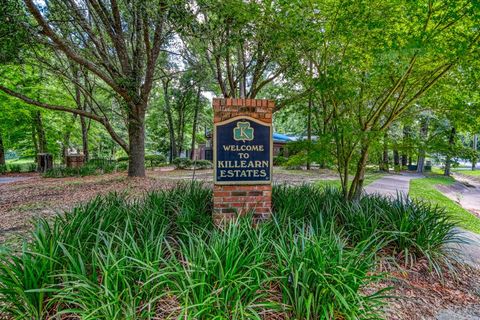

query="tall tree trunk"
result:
[0,130,5,166]
[127,110,146,177]
[62,130,71,164]
[381,132,389,172]
[35,111,47,153]
[177,105,185,157]
[163,80,177,162]
[473,134,478,171]
[393,147,400,169]
[81,116,89,162]
[31,119,38,162]
[190,87,201,160]
[444,126,456,176]
[306,91,312,170]
[401,125,409,167]
[238,45,246,98]
[163,81,178,161]
[417,118,429,173]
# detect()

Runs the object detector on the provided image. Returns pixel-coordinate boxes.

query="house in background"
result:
[273,132,297,157]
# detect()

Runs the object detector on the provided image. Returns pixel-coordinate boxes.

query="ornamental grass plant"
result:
[0,183,460,319]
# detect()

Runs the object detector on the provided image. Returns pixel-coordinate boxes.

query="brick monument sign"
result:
[212,98,274,224]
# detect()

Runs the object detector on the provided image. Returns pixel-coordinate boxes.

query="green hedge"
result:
[173,158,212,169]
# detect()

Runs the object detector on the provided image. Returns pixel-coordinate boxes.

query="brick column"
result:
[212,98,274,224]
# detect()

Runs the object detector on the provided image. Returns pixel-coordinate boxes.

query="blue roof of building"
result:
[273,132,297,143]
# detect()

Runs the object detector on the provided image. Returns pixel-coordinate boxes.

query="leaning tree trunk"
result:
[348,142,370,201]
[0,130,5,166]
[190,87,201,160]
[444,126,456,176]
[127,110,146,177]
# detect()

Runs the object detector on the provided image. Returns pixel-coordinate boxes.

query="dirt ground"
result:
[0,167,336,244]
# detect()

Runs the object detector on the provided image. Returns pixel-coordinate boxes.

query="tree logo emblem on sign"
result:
[233,121,254,142]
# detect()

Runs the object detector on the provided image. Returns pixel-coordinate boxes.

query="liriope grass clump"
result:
[0,182,459,319]
[0,182,212,319]
[273,184,460,272]
[270,221,388,320]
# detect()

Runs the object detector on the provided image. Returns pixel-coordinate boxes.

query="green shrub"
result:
[0,165,6,174]
[43,161,118,178]
[145,154,166,167]
[117,161,128,171]
[8,164,23,173]
[27,163,37,172]
[172,157,192,169]
[192,159,212,169]
[273,155,288,166]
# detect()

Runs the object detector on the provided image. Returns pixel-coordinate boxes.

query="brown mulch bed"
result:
[375,260,480,319]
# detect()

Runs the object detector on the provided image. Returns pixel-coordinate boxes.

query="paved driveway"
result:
[0,177,31,184]
[364,173,422,197]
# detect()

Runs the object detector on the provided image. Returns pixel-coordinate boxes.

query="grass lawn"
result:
[410,174,480,234]
[5,158,35,165]
[452,169,480,177]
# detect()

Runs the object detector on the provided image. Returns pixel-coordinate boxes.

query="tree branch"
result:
[0,84,129,152]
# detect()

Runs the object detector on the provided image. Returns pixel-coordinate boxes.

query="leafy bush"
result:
[192,159,212,169]
[117,161,128,171]
[0,165,6,174]
[27,163,37,172]
[273,155,288,166]
[145,154,166,167]
[43,161,119,178]
[172,157,192,169]
[118,155,167,168]
[172,158,212,169]
[7,164,22,173]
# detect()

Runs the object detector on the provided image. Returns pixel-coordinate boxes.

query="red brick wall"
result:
[212,98,274,224]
